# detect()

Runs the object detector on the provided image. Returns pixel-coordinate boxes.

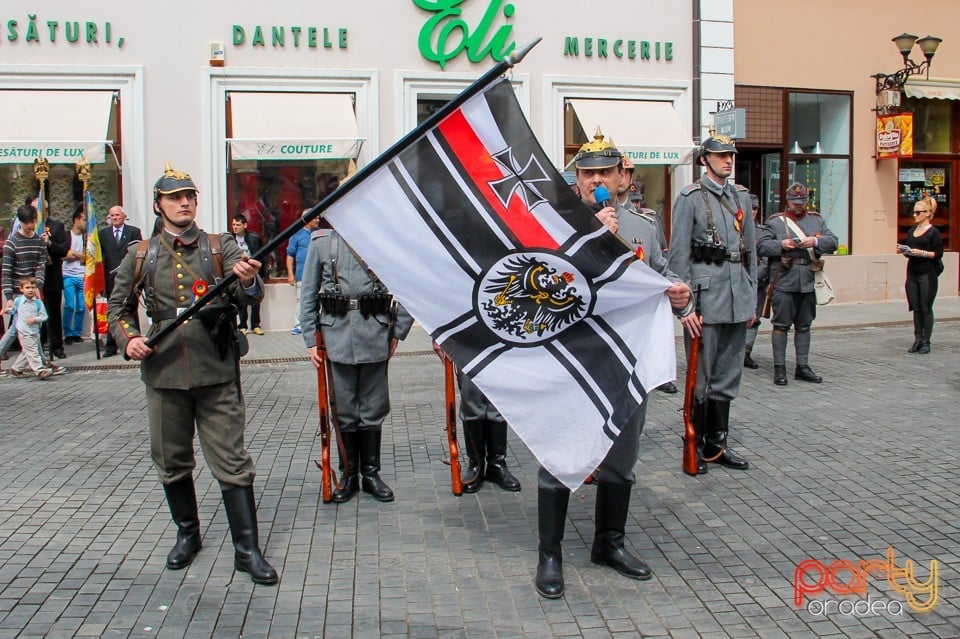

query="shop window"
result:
[225,91,360,280]
[897,161,950,247]
[784,91,852,248]
[903,97,952,154]
[0,91,121,235]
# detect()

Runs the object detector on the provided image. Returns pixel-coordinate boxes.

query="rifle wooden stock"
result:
[313,340,333,503]
[444,357,463,496]
[682,333,701,476]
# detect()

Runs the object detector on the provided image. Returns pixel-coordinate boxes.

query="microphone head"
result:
[594,185,610,206]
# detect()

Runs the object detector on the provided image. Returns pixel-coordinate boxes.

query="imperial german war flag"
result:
[325,78,675,490]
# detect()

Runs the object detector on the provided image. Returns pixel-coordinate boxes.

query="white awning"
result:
[904,80,960,100]
[227,92,363,161]
[0,90,113,164]
[568,99,694,165]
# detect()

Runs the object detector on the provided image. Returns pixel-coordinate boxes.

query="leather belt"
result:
[150,307,191,321]
[793,257,812,265]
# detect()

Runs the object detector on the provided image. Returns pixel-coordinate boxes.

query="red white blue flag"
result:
[325,78,675,489]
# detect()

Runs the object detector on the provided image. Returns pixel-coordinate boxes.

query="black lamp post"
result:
[872,33,943,93]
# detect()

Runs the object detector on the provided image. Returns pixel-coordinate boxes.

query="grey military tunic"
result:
[107,224,264,486]
[756,211,838,331]
[668,177,757,401]
[300,229,414,431]
[617,204,679,282]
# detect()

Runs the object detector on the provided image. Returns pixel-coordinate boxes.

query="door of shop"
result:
[897,157,958,291]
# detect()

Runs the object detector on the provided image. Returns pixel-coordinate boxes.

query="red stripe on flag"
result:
[438,110,558,250]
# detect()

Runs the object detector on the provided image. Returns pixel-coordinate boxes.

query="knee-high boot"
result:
[461,420,486,493]
[221,485,278,585]
[360,430,394,502]
[485,421,521,492]
[590,482,652,580]
[703,399,748,469]
[909,312,924,352]
[689,400,708,475]
[535,486,569,599]
[162,476,202,570]
[332,430,360,503]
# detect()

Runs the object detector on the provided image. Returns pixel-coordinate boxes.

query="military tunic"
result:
[617,205,679,282]
[756,210,838,331]
[300,229,413,432]
[668,177,757,401]
[107,224,264,486]
[756,210,838,367]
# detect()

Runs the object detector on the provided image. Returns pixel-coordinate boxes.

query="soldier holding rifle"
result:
[108,163,277,585]
[668,135,756,475]
[300,226,413,503]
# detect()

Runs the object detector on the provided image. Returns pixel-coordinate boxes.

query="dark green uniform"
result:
[108,224,263,486]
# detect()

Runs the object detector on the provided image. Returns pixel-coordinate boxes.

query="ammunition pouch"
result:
[319,292,350,315]
[357,292,392,318]
[692,242,747,265]
[196,303,248,360]
[779,256,794,270]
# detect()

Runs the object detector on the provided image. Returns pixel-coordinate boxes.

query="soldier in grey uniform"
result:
[452,365,522,493]
[617,161,679,394]
[300,227,414,503]
[744,194,766,369]
[109,163,277,585]
[534,132,692,599]
[756,182,838,386]
[667,135,756,475]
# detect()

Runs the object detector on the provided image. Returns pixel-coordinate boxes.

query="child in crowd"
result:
[5,276,52,380]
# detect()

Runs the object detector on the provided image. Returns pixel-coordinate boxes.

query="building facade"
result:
[1,1,739,327]
[734,0,960,301]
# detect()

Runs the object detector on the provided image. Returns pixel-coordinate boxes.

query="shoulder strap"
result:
[783,216,817,261]
[207,233,224,278]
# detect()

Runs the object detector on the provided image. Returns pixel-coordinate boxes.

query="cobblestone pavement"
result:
[0,315,958,638]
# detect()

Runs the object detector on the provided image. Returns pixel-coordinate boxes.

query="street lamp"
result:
[872,33,943,93]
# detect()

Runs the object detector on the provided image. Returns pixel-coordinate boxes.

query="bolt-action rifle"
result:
[444,356,463,496]
[682,285,702,476]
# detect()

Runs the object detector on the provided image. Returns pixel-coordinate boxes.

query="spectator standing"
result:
[30,196,69,361]
[286,213,319,335]
[6,276,52,379]
[898,195,944,354]
[1,205,55,376]
[62,207,87,344]
[97,206,142,356]
[231,214,265,335]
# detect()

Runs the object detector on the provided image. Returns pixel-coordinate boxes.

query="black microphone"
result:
[594,185,611,209]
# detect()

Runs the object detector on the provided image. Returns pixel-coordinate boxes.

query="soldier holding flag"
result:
[534,134,692,599]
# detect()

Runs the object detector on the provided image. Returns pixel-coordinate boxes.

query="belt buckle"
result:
[729,250,740,262]
[347,299,359,310]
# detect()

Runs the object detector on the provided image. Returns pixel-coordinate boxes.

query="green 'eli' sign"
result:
[412,0,517,70]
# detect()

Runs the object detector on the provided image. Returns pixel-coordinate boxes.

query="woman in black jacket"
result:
[899,196,944,354]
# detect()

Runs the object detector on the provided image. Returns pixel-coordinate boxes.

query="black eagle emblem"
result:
[481,255,586,339]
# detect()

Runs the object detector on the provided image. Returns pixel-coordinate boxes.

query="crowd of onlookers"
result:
[1,200,322,379]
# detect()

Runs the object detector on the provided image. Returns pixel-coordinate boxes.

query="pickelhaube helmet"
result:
[700,134,737,155]
[785,182,809,203]
[153,161,199,203]
[573,128,622,170]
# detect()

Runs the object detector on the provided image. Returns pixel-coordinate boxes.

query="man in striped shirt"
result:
[1,205,49,372]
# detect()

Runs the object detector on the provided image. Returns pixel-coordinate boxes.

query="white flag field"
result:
[325,77,676,489]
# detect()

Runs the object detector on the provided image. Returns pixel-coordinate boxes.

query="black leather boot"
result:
[485,421,521,492]
[461,420,485,494]
[221,485,278,585]
[743,349,759,369]
[773,365,788,386]
[795,365,823,383]
[917,341,931,354]
[590,482,652,580]
[360,430,394,502]
[332,431,360,503]
[704,399,748,470]
[535,486,569,599]
[162,477,202,570]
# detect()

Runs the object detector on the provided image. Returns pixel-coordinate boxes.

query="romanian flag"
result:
[83,191,106,309]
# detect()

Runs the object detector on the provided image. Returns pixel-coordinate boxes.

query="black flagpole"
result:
[146,37,541,349]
